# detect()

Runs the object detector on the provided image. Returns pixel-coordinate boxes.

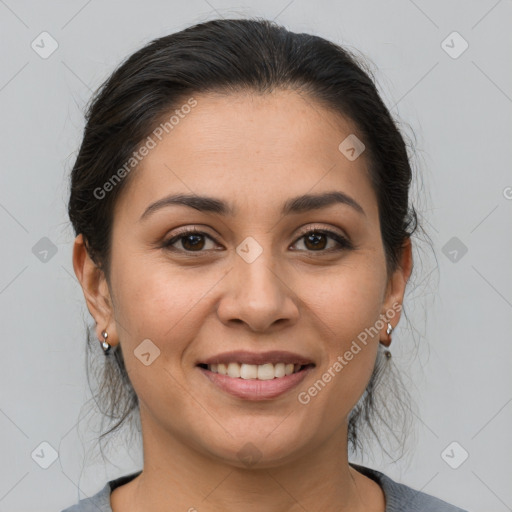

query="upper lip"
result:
[198,350,315,366]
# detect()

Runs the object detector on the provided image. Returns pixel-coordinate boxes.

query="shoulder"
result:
[60,471,142,512]
[349,463,469,512]
[59,481,111,512]
[59,482,110,512]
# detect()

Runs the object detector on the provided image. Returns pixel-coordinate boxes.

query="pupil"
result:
[306,232,325,250]
[184,234,204,250]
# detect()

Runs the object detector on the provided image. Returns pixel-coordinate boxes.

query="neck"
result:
[119,411,382,512]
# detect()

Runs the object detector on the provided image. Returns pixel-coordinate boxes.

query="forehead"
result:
[147,89,360,166]
[115,89,376,221]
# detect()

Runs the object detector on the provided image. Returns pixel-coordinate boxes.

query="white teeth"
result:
[227,362,241,378]
[257,363,275,380]
[206,361,306,379]
[274,363,285,378]
[240,364,258,379]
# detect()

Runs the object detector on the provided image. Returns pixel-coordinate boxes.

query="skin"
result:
[73,89,412,512]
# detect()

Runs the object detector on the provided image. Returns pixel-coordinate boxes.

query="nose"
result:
[216,248,300,333]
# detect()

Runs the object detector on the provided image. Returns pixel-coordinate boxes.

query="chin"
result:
[200,426,313,469]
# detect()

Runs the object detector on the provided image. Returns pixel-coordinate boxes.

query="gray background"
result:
[1,1,511,511]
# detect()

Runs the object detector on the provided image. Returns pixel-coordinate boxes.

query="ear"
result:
[380,237,413,347]
[72,234,118,347]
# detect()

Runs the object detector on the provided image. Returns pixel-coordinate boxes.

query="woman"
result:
[62,17,468,512]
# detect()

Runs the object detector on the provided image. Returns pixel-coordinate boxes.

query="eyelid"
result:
[164,226,218,252]
[290,224,354,252]
[294,223,347,240]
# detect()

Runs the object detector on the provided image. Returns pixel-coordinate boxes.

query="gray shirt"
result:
[61,463,469,511]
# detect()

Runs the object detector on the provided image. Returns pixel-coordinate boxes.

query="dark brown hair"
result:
[68,17,430,462]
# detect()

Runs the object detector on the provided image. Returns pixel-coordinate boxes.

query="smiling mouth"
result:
[197,362,315,380]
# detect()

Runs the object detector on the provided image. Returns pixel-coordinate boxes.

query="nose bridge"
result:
[217,234,299,331]
[234,234,283,302]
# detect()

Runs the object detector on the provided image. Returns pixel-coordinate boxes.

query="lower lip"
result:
[198,365,314,400]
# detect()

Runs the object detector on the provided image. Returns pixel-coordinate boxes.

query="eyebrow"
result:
[139,190,366,221]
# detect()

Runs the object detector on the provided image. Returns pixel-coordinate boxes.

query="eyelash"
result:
[162,225,354,255]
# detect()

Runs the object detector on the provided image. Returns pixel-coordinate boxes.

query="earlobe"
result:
[72,234,117,345]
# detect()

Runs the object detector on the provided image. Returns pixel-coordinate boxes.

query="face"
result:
[76,89,411,468]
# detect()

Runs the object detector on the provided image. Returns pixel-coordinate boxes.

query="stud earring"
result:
[384,322,393,359]
[101,330,111,354]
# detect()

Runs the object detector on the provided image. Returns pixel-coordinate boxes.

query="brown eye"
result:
[304,232,328,250]
[292,229,353,253]
[163,227,353,255]
[181,233,206,251]
[164,230,217,252]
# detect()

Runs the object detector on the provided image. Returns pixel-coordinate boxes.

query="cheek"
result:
[305,260,386,338]
[298,265,384,406]
[111,253,217,346]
